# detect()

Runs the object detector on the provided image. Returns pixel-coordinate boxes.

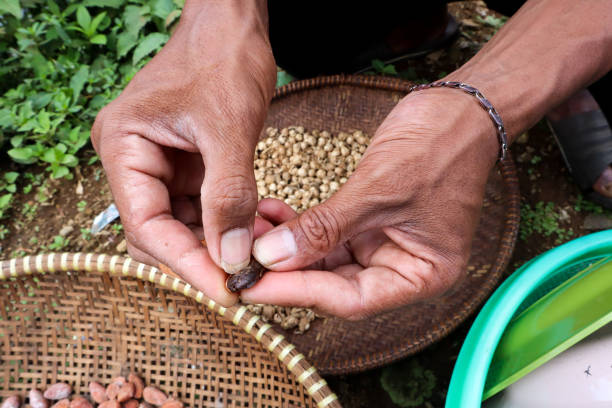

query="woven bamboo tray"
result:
[0,254,340,408]
[263,75,520,374]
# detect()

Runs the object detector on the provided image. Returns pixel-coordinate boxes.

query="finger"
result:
[126,240,160,267]
[200,141,258,275]
[252,178,379,270]
[256,198,353,270]
[254,216,274,238]
[243,241,446,319]
[103,134,238,306]
[242,266,428,320]
[348,229,390,266]
[257,198,299,225]
[171,196,200,225]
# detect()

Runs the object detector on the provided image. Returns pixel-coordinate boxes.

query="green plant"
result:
[76,200,87,211]
[520,201,574,244]
[0,171,19,219]
[80,227,92,240]
[573,193,609,215]
[369,59,398,76]
[477,15,508,31]
[48,234,70,250]
[381,359,436,407]
[276,68,293,88]
[111,223,123,233]
[0,0,183,177]
[530,155,542,165]
[21,202,38,220]
[0,225,9,239]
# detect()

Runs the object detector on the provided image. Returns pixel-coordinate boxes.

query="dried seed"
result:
[44,383,72,400]
[122,399,139,408]
[89,382,108,404]
[98,401,120,408]
[143,387,167,406]
[0,396,20,408]
[128,373,144,399]
[106,377,126,400]
[226,258,267,292]
[69,396,93,408]
[29,389,49,408]
[160,399,183,408]
[50,399,70,408]
[116,383,135,402]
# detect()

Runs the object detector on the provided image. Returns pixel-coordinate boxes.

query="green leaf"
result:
[76,6,91,32]
[116,32,139,58]
[276,70,294,88]
[0,109,12,128]
[8,147,37,164]
[0,0,22,19]
[83,0,124,7]
[61,154,78,167]
[4,172,19,184]
[123,5,149,37]
[151,0,175,19]
[89,34,107,45]
[37,111,51,132]
[69,65,90,102]
[165,9,181,28]
[47,0,60,15]
[51,166,70,179]
[132,32,168,65]
[42,146,65,164]
[10,136,24,148]
[0,194,12,210]
[6,185,16,193]
[89,11,107,36]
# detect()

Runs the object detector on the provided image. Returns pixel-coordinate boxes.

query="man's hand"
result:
[242,89,499,319]
[91,0,276,306]
[242,0,612,319]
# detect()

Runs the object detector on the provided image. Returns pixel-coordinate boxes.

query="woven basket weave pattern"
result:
[0,254,340,408]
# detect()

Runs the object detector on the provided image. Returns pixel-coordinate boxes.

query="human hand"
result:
[242,88,501,319]
[91,0,276,306]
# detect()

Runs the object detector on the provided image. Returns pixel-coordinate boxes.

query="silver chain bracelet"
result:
[409,81,509,161]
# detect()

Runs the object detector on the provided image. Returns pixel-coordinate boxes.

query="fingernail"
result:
[253,228,297,267]
[221,228,251,274]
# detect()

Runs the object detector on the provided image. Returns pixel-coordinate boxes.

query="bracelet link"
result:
[410,81,509,161]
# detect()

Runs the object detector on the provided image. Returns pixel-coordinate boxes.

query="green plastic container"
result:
[445,230,612,408]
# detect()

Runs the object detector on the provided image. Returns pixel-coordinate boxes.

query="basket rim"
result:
[270,74,521,374]
[0,253,341,408]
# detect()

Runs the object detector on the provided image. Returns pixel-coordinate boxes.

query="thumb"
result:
[201,147,258,274]
[252,185,375,270]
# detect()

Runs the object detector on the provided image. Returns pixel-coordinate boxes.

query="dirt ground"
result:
[1,2,610,407]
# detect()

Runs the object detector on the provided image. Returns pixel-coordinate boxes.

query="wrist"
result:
[170,0,276,92]
[398,87,500,167]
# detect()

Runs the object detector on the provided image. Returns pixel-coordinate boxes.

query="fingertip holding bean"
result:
[225,257,267,293]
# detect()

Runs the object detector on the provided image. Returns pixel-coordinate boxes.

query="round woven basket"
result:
[0,254,340,407]
[263,75,520,374]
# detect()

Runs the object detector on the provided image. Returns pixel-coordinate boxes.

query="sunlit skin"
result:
[93,0,612,318]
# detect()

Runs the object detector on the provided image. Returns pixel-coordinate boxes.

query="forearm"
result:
[179,0,269,42]
[445,0,612,146]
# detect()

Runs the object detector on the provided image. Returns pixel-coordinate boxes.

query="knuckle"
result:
[296,206,342,253]
[205,174,257,219]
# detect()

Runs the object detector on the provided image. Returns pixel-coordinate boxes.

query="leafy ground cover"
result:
[1,1,612,407]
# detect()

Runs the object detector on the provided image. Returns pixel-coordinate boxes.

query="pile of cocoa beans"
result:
[0,374,182,408]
